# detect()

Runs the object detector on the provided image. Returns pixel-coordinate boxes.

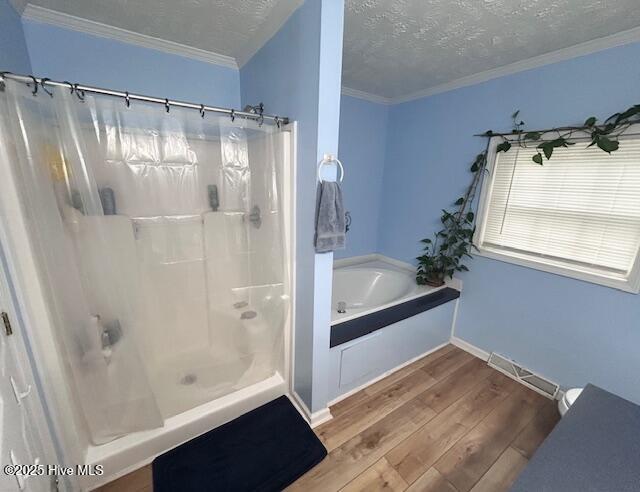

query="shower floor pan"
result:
[83,373,286,490]
[150,347,276,418]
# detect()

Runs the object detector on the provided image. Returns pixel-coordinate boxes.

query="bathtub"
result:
[327,255,461,403]
[332,256,447,324]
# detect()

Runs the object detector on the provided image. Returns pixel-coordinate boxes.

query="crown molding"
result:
[392,25,640,104]
[341,86,392,105]
[236,0,303,68]
[8,0,28,14]
[22,5,238,69]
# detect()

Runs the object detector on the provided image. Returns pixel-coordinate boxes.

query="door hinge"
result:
[2,311,13,335]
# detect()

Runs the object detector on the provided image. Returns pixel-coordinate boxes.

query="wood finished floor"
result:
[97,345,559,492]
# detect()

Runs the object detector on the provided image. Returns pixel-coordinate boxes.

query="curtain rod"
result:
[0,72,289,126]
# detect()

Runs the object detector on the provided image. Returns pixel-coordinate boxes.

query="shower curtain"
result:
[0,78,288,444]
[0,81,164,443]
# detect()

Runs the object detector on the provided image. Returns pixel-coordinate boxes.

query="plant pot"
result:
[424,274,445,287]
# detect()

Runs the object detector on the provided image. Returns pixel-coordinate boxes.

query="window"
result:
[475,134,640,292]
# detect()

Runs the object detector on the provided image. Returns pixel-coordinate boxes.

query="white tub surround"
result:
[328,255,461,402]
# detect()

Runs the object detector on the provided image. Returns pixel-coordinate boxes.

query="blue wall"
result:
[0,0,31,73]
[335,95,388,259]
[241,0,344,412]
[22,20,240,108]
[379,42,640,403]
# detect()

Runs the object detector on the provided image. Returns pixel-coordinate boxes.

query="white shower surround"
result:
[0,86,297,489]
[84,133,294,490]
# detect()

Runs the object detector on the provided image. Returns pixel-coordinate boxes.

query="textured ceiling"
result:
[343,0,640,99]
[27,0,294,60]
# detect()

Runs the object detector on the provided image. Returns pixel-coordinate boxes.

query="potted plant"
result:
[416,152,485,287]
[416,209,475,287]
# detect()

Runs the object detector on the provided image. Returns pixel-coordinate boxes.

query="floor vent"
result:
[488,352,559,399]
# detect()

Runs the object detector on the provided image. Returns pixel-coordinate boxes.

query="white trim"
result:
[450,298,460,339]
[236,0,303,67]
[477,247,640,293]
[475,136,640,294]
[22,5,238,69]
[341,87,392,105]
[389,25,640,104]
[450,336,490,362]
[333,253,381,269]
[333,253,414,271]
[0,240,61,488]
[283,123,330,428]
[8,0,27,14]
[286,123,298,396]
[327,341,450,407]
[289,389,332,427]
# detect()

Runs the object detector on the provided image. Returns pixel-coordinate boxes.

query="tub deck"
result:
[98,345,558,492]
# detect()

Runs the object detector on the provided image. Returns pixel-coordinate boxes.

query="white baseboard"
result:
[309,407,333,427]
[288,390,333,428]
[450,336,490,361]
[327,341,450,407]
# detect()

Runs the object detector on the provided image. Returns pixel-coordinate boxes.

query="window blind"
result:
[479,136,640,282]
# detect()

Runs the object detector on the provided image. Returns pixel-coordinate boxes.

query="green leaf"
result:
[470,162,479,172]
[511,110,520,120]
[584,116,597,127]
[524,132,541,141]
[459,265,469,272]
[466,212,474,222]
[538,141,554,160]
[496,141,512,153]
[596,136,619,153]
[421,238,432,244]
[455,197,464,206]
[532,153,543,165]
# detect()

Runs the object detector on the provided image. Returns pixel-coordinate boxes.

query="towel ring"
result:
[318,154,344,183]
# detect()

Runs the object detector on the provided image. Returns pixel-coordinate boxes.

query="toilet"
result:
[558,388,584,417]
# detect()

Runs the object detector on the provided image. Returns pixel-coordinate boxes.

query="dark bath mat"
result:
[152,396,327,492]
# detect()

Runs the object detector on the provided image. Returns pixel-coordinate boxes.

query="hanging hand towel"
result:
[314,181,346,253]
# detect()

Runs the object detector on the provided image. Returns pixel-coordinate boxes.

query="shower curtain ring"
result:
[0,72,6,92]
[125,91,131,108]
[200,104,205,118]
[230,109,235,122]
[258,103,264,126]
[41,78,54,97]
[73,84,85,101]
[28,75,38,96]
[165,98,170,113]
[64,81,74,94]
[274,116,280,128]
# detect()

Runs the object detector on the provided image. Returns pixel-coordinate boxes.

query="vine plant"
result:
[416,104,640,286]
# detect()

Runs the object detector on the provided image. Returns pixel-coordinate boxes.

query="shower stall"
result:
[0,75,294,485]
